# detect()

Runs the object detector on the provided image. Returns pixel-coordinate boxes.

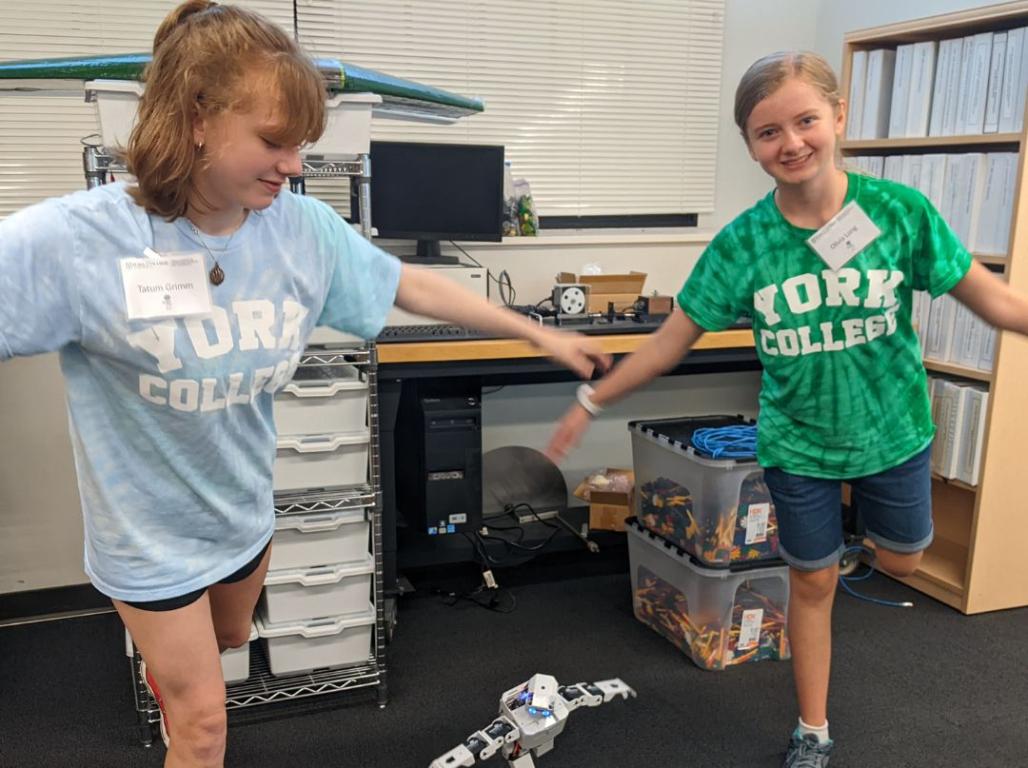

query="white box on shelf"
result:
[274,366,368,435]
[128,623,258,684]
[269,507,369,571]
[84,81,381,158]
[222,623,258,684]
[273,430,370,492]
[261,555,375,625]
[85,79,144,150]
[305,92,381,157]
[307,327,364,346]
[255,604,376,676]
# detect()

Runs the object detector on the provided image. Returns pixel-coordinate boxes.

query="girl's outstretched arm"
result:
[949,260,1028,336]
[394,263,611,379]
[545,307,706,463]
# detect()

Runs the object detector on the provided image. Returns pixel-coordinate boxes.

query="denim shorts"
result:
[762,444,934,571]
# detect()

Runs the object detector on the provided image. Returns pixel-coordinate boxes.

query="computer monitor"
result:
[366,141,504,264]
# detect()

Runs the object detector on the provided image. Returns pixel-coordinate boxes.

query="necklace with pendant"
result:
[187,215,246,286]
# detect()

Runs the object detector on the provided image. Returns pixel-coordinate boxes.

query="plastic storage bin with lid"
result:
[256,604,376,676]
[273,364,369,435]
[221,623,259,684]
[626,517,790,671]
[260,555,375,625]
[268,506,370,571]
[629,415,779,567]
[86,80,380,156]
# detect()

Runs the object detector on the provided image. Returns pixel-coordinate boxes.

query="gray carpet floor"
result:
[1,562,1026,767]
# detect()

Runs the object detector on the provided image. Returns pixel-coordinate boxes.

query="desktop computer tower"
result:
[396,393,482,536]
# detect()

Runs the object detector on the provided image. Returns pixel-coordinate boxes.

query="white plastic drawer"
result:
[306,93,381,157]
[222,623,258,684]
[261,556,375,625]
[128,624,257,684]
[273,431,370,492]
[87,82,381,159]
[255,604,376,676]
[274,366,368,435]
[269,508,370,571]
[86,79,144,149]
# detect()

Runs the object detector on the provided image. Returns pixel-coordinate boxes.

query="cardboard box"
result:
[574,468,635,532]
[556,272,647,313]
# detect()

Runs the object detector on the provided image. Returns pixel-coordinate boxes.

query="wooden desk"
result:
[376,328,755,364]
[375,328,759,591]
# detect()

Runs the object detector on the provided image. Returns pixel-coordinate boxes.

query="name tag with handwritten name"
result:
[120,251,212,320]
[806,200,881,271]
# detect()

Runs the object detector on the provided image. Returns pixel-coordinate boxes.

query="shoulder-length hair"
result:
[125,0,326,219]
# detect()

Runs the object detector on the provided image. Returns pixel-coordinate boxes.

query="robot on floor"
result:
[430,674,636,768]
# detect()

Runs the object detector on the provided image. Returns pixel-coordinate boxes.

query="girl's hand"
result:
[544,402,594,464]
[536,329,611,379]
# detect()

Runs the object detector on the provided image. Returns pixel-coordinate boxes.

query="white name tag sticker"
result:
[120,253,212,320]
[737,608,764,651]
[806,200,881,271]
[745,502,771,545]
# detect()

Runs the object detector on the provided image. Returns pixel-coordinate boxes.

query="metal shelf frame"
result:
[81,146,390,745]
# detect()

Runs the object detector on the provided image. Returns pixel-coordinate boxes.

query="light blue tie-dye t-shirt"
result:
[0,182,401,601]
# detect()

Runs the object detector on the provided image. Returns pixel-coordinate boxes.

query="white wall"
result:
[710,0,821,230]
[0,356,84,592]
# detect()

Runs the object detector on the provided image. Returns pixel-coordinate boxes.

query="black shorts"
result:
[123,540,271,613]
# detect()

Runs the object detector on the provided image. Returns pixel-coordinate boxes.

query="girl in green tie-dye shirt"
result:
[546,50,1028,768]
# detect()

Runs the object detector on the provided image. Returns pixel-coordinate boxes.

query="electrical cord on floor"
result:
[424,531,518,614]
[430,502,576,615]
[431,584,517,614]
[838,544,914,608]
[471,503,564,565]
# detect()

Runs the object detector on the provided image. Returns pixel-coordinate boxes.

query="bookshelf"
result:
[840,1,1028,614]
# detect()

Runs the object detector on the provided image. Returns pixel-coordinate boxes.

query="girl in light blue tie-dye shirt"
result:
[0,1,608,762]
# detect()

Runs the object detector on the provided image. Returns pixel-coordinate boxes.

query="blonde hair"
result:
[734,51,842,141]
[126,0,326,219]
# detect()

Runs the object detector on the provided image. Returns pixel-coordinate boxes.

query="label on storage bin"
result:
[738,608,764,650]
[745,503,771,545]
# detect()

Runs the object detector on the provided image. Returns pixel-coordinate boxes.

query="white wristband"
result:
[576,384,603,417]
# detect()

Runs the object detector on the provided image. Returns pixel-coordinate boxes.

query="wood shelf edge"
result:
[923,360,993,382]
[931,473,977,492]
[841,133,1021,151]
[888,572,964,611]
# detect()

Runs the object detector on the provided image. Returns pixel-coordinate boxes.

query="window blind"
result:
[0,1,725,220]
[0,1,295,218]
[297,0,726,218]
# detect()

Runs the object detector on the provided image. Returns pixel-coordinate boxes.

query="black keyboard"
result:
[376,316,752,344]
[377,324,500,343]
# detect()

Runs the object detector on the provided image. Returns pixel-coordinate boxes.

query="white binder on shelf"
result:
[983,32,1007,133]
[847,49,868,139]
[888,44,914,138]
[861,48,897,139]
[906,40,938,137]
[955,386,988,486]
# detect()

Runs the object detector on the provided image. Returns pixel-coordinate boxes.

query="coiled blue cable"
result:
[838,545,913,608]
[690,425,758,459]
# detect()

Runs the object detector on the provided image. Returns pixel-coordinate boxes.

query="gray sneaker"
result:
[783,730,833,767]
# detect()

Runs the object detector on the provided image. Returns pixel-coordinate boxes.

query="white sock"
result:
[798,717,830,743]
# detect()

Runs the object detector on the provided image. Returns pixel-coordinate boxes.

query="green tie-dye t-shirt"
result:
[677,172,972,479]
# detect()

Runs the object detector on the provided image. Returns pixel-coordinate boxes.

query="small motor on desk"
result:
[552,282,590,316]
[633,293,674,321]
